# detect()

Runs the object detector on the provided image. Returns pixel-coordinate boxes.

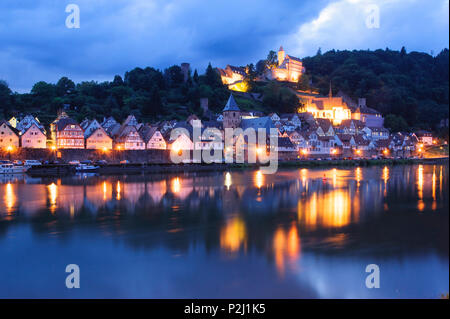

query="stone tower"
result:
[277,46,285,66]
[222,94,241,129]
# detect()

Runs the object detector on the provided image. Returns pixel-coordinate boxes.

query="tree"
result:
[266,50,278,69]
[0,80,12,115]
[297,74,310,91]
[246,63,256,81]
[205,63,222,87]
[263,81,299,113]
[193,69,199,84]
[148,85,163,116]
[112,75,124,87]
[164,65,184,88]
[384,114,409,132]
[255,60,267,75]
[56,77,75,96]
[32,81,56,98]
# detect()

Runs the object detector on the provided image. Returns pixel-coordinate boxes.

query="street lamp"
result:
[6,145,13,161]
[50,145,57,162]
[300,148,308,159]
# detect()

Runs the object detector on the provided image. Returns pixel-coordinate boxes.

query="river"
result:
[0,164,448,298]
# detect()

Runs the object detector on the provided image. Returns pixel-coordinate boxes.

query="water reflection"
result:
[220,216,247,255]
[0,165,448,298]
[4,183,16,214]
[273,223,301,276]
[1,165,447,226]
[47,183,58,213]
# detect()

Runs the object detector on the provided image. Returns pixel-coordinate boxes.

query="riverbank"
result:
[25,157,448,177]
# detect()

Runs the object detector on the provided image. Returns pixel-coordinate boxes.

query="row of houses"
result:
[1,95,434,159]
[1,112,168,151]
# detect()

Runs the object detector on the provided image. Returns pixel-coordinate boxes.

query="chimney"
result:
[358,98,366,107]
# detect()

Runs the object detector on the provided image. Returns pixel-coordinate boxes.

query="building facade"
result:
[267,46,304,83]
[21,124,46,148]
[0,120,20,149]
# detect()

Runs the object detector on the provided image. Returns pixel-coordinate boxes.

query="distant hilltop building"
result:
[217,46,305,91]
[217,65,247,92]
[267,46,305,83]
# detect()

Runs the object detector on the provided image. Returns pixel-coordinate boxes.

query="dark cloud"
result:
[0,0,448,92]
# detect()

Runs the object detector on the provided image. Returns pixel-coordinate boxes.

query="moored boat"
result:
[75,163,100,172]
[0,163,27,174]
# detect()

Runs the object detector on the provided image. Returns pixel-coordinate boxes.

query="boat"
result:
[23,160,42,170]
[0,163,27,174]
[75,163,100,172]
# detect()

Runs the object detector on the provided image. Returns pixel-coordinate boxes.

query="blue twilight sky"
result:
[0,0,448,92]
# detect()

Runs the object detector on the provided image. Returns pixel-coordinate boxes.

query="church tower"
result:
[277,46,285,66]
[222,94,241,129]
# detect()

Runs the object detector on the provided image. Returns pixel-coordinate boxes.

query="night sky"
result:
[1,0,448,92]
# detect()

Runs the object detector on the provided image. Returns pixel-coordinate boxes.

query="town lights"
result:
[331,148,337,155]
[383,148,389,155]
[301,148,308,155]
[172,145,182,156]
[50,145,57,151]
[355,149,362,156]
[6,145,13,161]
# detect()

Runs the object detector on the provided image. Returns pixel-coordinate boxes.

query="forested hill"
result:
[302,48,449,131]
[0,47,448,133]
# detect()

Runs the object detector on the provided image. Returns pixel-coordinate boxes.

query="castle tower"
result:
[278,46,285,66]
[222,94,241,129]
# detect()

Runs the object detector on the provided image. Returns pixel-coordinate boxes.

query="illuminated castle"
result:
[267,46,305,83]
[217,65,248,92]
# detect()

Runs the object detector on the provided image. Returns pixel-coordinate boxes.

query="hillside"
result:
[302,47,449,131]
[0,48,448,134]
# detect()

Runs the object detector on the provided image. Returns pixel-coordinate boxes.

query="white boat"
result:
[0,164,27,174]
[75,163,100,172]
[23,160,42,169]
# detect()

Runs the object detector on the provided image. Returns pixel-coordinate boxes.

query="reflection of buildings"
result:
[1,166,447,235]
[273,223,300,276]
[220,216,247,255]
[297,189,358,229]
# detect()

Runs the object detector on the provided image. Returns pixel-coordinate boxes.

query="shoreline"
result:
[25,157,449,177]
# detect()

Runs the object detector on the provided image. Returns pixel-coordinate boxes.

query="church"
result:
[302,87,352,125]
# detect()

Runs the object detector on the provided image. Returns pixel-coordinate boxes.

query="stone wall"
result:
[0,148,170,164]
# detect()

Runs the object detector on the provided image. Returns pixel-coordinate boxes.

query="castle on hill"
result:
[217,46,306,91]
[266,46,305,83]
